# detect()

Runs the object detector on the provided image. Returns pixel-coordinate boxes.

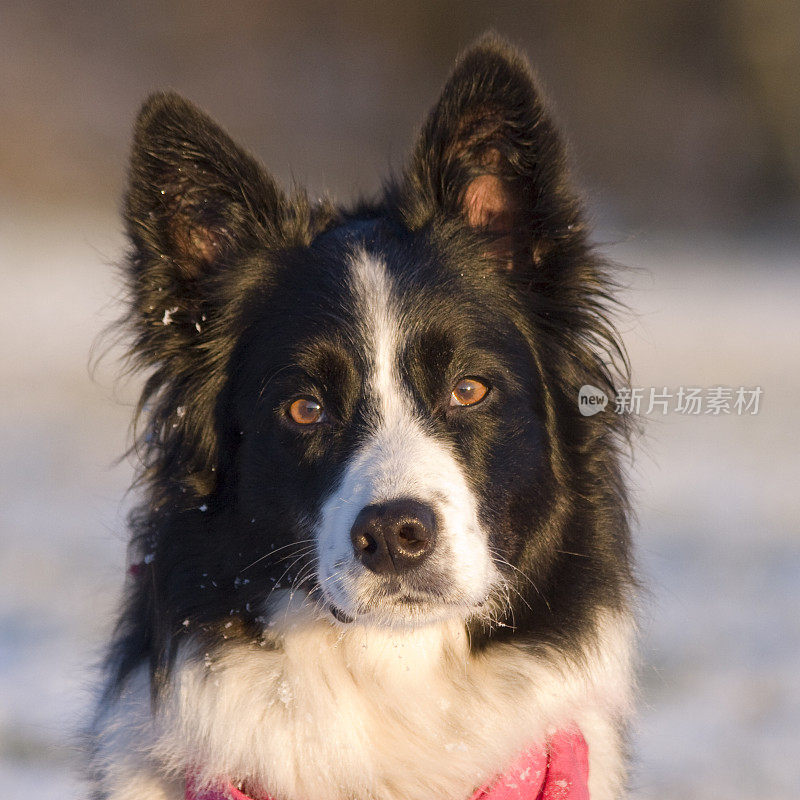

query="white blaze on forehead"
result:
[314,248,499,620]
[348,245,404,422]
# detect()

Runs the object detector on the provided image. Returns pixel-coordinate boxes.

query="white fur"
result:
[90,600,634,800]
[316,249,499,624]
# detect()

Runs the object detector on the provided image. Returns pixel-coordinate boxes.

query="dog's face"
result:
[230,225,548,626]
[120,39,630,673]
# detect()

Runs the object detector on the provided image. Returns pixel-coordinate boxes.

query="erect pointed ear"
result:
[125,92,287,320]
[122,94,292,499]
[401,36,581,271]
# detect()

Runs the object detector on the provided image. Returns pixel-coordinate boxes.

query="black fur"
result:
[105,34,633,702]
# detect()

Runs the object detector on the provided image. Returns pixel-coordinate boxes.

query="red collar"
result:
[186,728,588,800]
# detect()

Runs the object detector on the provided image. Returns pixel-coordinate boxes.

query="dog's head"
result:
[118,37,631,682]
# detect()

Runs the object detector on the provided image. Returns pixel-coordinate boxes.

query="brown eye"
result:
[288,398,325,425]
[450,378,490,407]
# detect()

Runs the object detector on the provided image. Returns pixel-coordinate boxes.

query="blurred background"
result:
[1,1,798,798]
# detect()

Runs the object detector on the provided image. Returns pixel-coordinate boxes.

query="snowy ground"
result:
[1,211,798,799]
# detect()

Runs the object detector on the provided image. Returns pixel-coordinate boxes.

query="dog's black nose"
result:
[350,499,437,574]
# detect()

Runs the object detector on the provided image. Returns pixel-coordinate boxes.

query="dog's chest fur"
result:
[93,607,632,800]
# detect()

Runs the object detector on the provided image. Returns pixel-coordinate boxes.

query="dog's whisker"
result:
[240,539,316,573]
[491,552,551,615]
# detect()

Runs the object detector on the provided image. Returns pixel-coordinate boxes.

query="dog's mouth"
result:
[328,604,355,624]
[322,587,485,628]
[311,554,497,629]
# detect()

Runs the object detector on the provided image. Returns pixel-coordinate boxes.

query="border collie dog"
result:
[90,36,635,800]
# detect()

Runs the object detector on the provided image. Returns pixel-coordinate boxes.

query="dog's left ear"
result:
[401,35,581,271]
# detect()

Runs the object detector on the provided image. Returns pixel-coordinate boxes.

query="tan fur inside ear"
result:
[463,173,515,233]
[461,148,518,270]
[170,216,222,279]
[164,188,225,279]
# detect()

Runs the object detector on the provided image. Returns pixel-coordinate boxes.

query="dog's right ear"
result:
[125,92,287,332]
